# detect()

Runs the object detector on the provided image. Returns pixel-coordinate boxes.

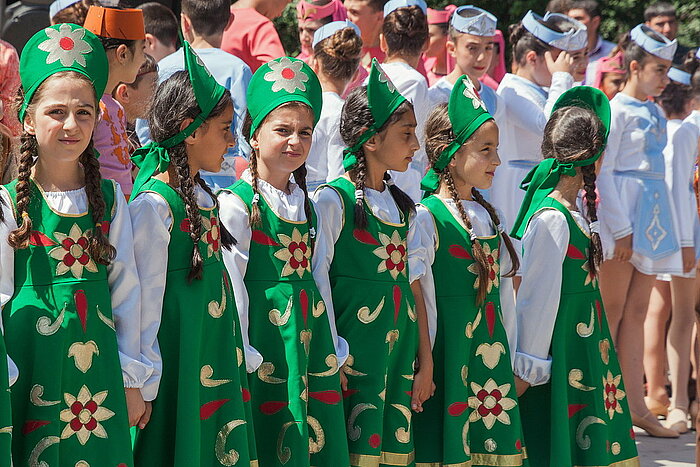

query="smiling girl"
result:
[219,56,349,467]
[0,24,151,465]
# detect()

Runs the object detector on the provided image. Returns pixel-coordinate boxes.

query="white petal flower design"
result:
[273,227,311,278]
[59,385,114,445]
[468,378,516,429]
[49,223,98,279]
[462,77,487,111]
[373,230,407,280]
[264,57,309,93]
[376,65,397,93]
[38,23,92,67]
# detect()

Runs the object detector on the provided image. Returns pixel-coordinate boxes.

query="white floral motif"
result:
[376,65,397,93]
[462,78,487,111]
[264,57,308,93]
[38,23,92,67]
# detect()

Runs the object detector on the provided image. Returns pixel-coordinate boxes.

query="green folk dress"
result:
[413,195,528,467]
[2,180,133,466]
[224,180,348,467]
[0,336,10,467]
[131,179,256,467]
[323,177,418,467]
[518,198,639,466]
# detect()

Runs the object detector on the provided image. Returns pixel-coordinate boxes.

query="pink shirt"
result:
[94,94,133,196]
[221,7,285,72]
[0,40,21,136]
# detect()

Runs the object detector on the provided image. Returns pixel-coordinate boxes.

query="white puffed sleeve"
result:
[514,209,569,386]
[128,191,171,401]
[667,123,698,247]
[498,231,517,362]
[409,206,438,348]
[108,184,155,389]
[218,190,264,373]
[0,188,18,386]
[544,72,575,116]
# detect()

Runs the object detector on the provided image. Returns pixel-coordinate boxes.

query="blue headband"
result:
[312,20,361,48]
[521,10,588,51]
[668,67,691,85]
[630,24,677,61]
[451,5,497,37]
[49,0,81,17]
[384,0,427,17]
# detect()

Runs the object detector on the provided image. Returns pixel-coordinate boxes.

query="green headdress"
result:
[131,40,228,196]
[420,75,493,194]
[246,56,323,138]
[509,86,611,240]
[19,23,108,122]
[343,58,407,171]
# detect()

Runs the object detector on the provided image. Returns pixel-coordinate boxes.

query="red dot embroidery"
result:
[281,68,295,80]
[59,37,75,51]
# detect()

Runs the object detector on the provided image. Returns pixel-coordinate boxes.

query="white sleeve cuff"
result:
[513,351,552,386]
[244,344,264,374]
[336,336,350,367]
[8,355,18,387]
[120,352,155,389]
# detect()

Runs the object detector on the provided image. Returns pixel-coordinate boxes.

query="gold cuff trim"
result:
[573,457,641,467]
[350,450,416,466]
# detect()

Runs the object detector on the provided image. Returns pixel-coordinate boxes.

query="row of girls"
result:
[0,7,699,467]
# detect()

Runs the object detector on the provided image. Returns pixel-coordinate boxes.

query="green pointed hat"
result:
[343,58,408,171]
[19,23,108,121]
[420,75,493,194]
[131,40,228,196]
[510,86,611,239]
[247,56,323,138]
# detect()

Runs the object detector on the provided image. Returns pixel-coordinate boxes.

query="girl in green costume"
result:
[1,24,153,466]
[129,45,256,466]
[219,56,349,467]
[511,87,639,466]
[313,59,434,467]
[411,76,527,467]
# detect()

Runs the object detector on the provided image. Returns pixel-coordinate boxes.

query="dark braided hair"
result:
[7,133,37,248]
[339,86,416,229]
[148,70,235,281]
[424,103,518,305]
[80,140,116,264]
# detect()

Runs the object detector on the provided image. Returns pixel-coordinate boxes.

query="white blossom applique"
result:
[376,65,397,93]
[49,223,98,279]
[373,230,407,279]
[38,23,92,67]
[265,57,309,93]
[462,77,487,111]
[274,227,311,278]
[59,386,114,445]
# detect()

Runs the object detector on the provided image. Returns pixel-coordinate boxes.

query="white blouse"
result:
[0,182,153,392]
[409,199,517,358]
[218,170,349,369]
[306,92,346,191]
[514,207,590,386]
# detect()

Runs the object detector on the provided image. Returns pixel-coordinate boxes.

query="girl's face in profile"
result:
[369,108,420,173]
[449,120,500,192]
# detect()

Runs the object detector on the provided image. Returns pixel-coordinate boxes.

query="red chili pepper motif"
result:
[566,244,586,260]
[200,399,231,420]
[242,388,251,402]
[342,389,359,399]
[568,404,588,418]
[515,439,522,451]
[448,244,472,260]
[74,290,88,332]
[353,229,379,245]
[448,401,468,416]
[393,285,401,324]
[309,390,341,404]
[368,433,381,448]
[485,302,495,338]
[22,420,50,434]
[251,230,280,246]
[300,289,309,326]
[259,401,288,415]
[29,231,57,247]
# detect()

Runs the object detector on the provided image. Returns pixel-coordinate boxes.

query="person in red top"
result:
[221,0,289,72]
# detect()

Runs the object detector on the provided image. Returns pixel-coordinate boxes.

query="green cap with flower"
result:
[420,75,493,194]
[343,58,408,171]
[131,40,228,197]
[19,23,108,121]
[247,56,323,138]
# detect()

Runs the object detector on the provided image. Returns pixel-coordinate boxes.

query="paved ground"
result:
[636,427,696,466]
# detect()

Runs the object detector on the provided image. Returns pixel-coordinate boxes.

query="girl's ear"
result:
[310,55,320,74]
[525,50,538,66]
[249,132,260,151]
[364,131,381,153]
[446,39,457,58]
[180,117,196,144]
[23,115,36,135]
[629,59,640,74]
[379,33,389,54]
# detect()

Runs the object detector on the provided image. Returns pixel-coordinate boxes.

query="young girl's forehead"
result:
[266,103,315,124]
[34,75,96,105]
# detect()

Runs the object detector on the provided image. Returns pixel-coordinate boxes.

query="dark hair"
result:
[691,49,700,95]
[644,2,676,21]
[127,53,158,89]
[148,70,236,281]
[339,86,416,229]
[10,72,115,265]
[181,0,230,38]
[546,0,573,14]
[509,13,581,65]
[242,103,316,251]
[313,26,362,82]
[51,0,101,25]
[367,0,389,12]
[657,54,700,116]
[541,105,606,275]
[570,0,601,18]
[424,103,519,305]
[617,26,669,74]
[382,5,428,58]
[138,2,179,48]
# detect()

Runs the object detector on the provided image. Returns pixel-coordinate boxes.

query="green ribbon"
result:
[342,128,376,171]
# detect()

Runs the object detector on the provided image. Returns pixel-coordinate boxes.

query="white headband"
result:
[668,67,691,85]
[630,24,677,61]
[451,5,497,37]
[384,0,427,17]
[522,10,588,52]
[312,20,361,48]
[49,0,81,18]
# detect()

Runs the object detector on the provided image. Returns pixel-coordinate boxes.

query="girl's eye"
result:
[77,110,92,116]
[48,109,64,115]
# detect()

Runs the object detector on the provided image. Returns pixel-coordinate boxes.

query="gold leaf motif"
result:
[462,420,470,456]
[575,416,606,450]
[269,297,293,326]
[391,403,412,444]
[237,348,243,368]
[309,354,339,377]
[312,299,325,318]
[569,369,596,391]
[347,403,377,441]
[357,297,384,324]
[461,366,469,388]
[342,354,367,377]
[36,303,67,336]
[208,279,227,318]
[406,299,416,322]
[576,307,595,338]
[402,374,414,381]
[300,375,308,402]
[257,362,287,384]
[200,365,231,387]
[385,330,399,354]
[0,426,11,434]
[599,339,610,365]
[277,421,299,464]
[465,310,482,338]
[475,342,505,369]
[307,415,325,454]
[28,436,60,467]
[215,420,246,466]
[300,330,312,355]
[30,385,59,407]
[378,389,386,401]
[96,306,115,331]
[67,341,99,373]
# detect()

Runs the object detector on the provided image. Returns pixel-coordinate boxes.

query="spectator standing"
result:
[138,2,179,62]
[566,0,615,84]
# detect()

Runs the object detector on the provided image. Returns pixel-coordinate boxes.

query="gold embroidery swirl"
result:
[215,420,246,466]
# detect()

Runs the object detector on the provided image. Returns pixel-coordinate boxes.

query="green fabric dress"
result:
[413,195,528,467]
[224,180,348,467]
[2,179,133,466]
[322,177,418,467]
[0,333,10,467]
[518,198,639,466]
[131,179,256,467]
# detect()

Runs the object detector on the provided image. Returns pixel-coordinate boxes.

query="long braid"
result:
[383,172,416,217]
[248,153,263,227]
[471,188,519,277]
[194,174,236,249]
[8,133,38,249]
[444,167,490,305]
[80,142,116,264]
[581,164,603,276]
[293,163,315,251]
[171,145,204,281]
[350,152,369,229]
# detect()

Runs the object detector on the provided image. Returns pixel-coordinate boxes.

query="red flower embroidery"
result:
[373,230,407,279]
[274,228,311,278]
[49,223,98,278]
[59,386,114,445]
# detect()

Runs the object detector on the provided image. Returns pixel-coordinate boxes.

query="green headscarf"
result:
[509,86,611,240]
[131,40,227,196]
[342,58,407,171]
[420,75,493,194]
[246,56,323,138]
[19,23,108,122]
